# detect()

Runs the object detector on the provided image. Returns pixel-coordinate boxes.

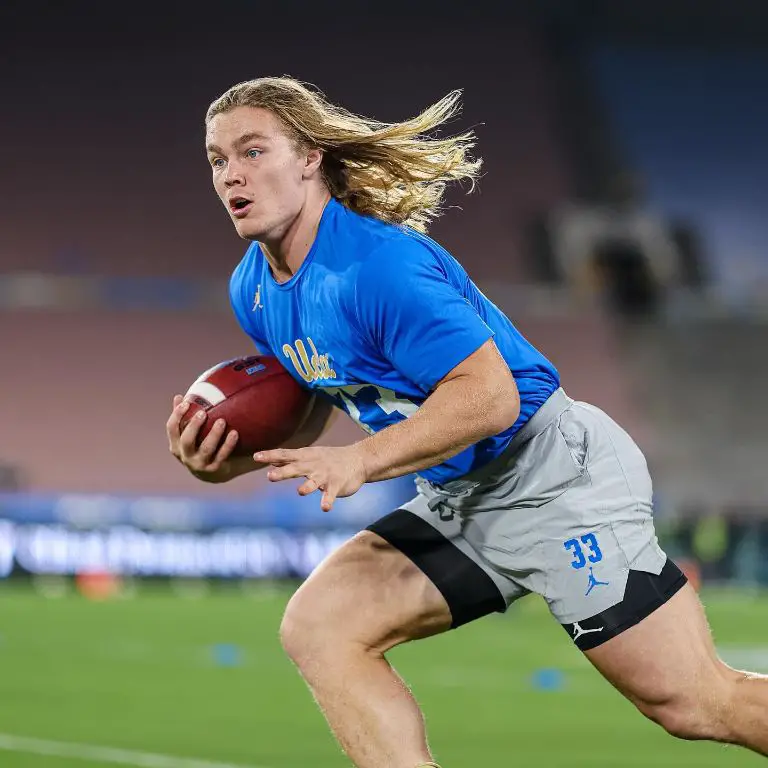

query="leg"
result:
[586,583,768,754]
[280,529,451,768]
[523,401,768,754]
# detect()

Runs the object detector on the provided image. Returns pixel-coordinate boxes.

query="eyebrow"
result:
[206,131,270,155]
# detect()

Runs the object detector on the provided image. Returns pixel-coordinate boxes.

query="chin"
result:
[233,218,266,242]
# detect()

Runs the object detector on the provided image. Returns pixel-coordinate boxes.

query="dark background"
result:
[0,1,572,281]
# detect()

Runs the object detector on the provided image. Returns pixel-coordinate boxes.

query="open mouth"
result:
[229,197,253,217]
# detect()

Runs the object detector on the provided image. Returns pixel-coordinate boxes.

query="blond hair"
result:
[205,76,481,233]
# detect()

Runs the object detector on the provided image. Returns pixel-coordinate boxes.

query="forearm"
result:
[357,375,519,483]
[193,398,338,484]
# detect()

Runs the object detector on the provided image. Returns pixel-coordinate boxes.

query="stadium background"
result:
[1,0,767,765]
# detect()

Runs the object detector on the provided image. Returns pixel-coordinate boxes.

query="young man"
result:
[166,77,768,767]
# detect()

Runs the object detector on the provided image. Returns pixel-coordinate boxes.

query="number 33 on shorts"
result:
[564,533,603,570]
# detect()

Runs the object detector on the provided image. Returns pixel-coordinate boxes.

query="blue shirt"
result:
[230,198,559,484]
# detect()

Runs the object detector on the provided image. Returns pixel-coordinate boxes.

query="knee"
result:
[278,533,385,668]
[636,666,736,742]
[639,698,711,741]
[279,589,331,668]
[278,530,446,671]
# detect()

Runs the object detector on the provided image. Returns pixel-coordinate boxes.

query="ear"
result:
[302,147,324,179]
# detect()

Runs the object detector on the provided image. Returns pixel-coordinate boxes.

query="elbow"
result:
[482,382,521,436]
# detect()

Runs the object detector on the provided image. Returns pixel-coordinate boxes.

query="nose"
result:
[224,159,245,187]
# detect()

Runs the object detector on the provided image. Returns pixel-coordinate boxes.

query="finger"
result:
[167,399,189,432]
[179,409,207,456]
[297,477,320,496]
[197,418,228,463]
[266,463,307,483]
[254,448,298,466]
[210,430,239,469]
[167,399,191,450]
[320,483,338,513]
[172,394,183,409]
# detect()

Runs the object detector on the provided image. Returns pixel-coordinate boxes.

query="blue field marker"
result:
[211,643,243,667]
[530,668,565,691]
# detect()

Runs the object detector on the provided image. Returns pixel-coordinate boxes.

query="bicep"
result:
[438,338,515,387]
[435,338,520,428]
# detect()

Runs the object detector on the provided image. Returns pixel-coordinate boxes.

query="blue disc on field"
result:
[531,668,565,691]
[212,643,242,667]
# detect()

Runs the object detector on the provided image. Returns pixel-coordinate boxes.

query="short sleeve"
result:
[354,237,493,391]
[229,254,273,356]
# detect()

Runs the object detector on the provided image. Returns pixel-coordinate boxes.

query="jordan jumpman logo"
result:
[572,621,604,641]
[585,566,610,596]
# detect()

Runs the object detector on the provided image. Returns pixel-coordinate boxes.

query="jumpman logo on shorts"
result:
[572,622,604,641]
[585,566,610,596]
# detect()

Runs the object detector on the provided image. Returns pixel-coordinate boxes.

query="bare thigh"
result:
[282,530,453,653]
[585,583,735,732]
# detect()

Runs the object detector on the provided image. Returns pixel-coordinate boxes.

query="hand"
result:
[166,394,241,482]
[254,444,369,512]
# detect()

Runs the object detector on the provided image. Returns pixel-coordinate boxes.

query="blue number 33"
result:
[564,533,603,569]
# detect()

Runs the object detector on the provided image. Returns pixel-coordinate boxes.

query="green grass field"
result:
[0,580,766,768]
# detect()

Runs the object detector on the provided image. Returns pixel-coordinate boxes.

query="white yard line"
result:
[0,733,269,768]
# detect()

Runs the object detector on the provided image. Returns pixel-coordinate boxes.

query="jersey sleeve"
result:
[354,236,494,391]
[229,253,274,356]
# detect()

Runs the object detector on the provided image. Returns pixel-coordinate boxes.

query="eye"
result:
[246,148,262,159]
[211,157,225,169]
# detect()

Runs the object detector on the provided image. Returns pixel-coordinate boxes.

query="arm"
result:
[216,396,338,482]
[174,395,337,485]
[356,338,519,481]
[284,397,339,449]
[255,340,519,509]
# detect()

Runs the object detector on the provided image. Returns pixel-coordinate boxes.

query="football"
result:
[179,355,313,456]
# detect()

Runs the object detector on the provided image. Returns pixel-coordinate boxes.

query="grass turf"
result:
[0,580,765,767]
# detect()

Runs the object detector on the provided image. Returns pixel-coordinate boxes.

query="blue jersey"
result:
[229,198,559,484]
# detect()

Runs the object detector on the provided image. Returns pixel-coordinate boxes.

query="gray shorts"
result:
[368,388,686,650]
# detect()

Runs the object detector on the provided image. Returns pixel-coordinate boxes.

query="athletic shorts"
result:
[367,388,687,650]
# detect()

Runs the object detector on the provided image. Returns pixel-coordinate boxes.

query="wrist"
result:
[354,438,378,484]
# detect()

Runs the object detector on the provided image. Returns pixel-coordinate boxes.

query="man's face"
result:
[206,106,309,241]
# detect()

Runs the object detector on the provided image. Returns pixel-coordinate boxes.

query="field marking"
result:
[0,733,269,768]
[717,645,768,673]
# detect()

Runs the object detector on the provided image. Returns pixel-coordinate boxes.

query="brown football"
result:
[179,355,313,456]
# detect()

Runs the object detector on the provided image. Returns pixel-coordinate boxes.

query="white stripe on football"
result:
[184,380,226,406]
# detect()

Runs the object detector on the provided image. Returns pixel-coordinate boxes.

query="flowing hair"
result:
[205,76,482,233]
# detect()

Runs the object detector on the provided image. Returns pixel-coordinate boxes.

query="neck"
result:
[261,188,332,283]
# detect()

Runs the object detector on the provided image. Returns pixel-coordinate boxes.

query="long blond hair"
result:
[205,76,481,233]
